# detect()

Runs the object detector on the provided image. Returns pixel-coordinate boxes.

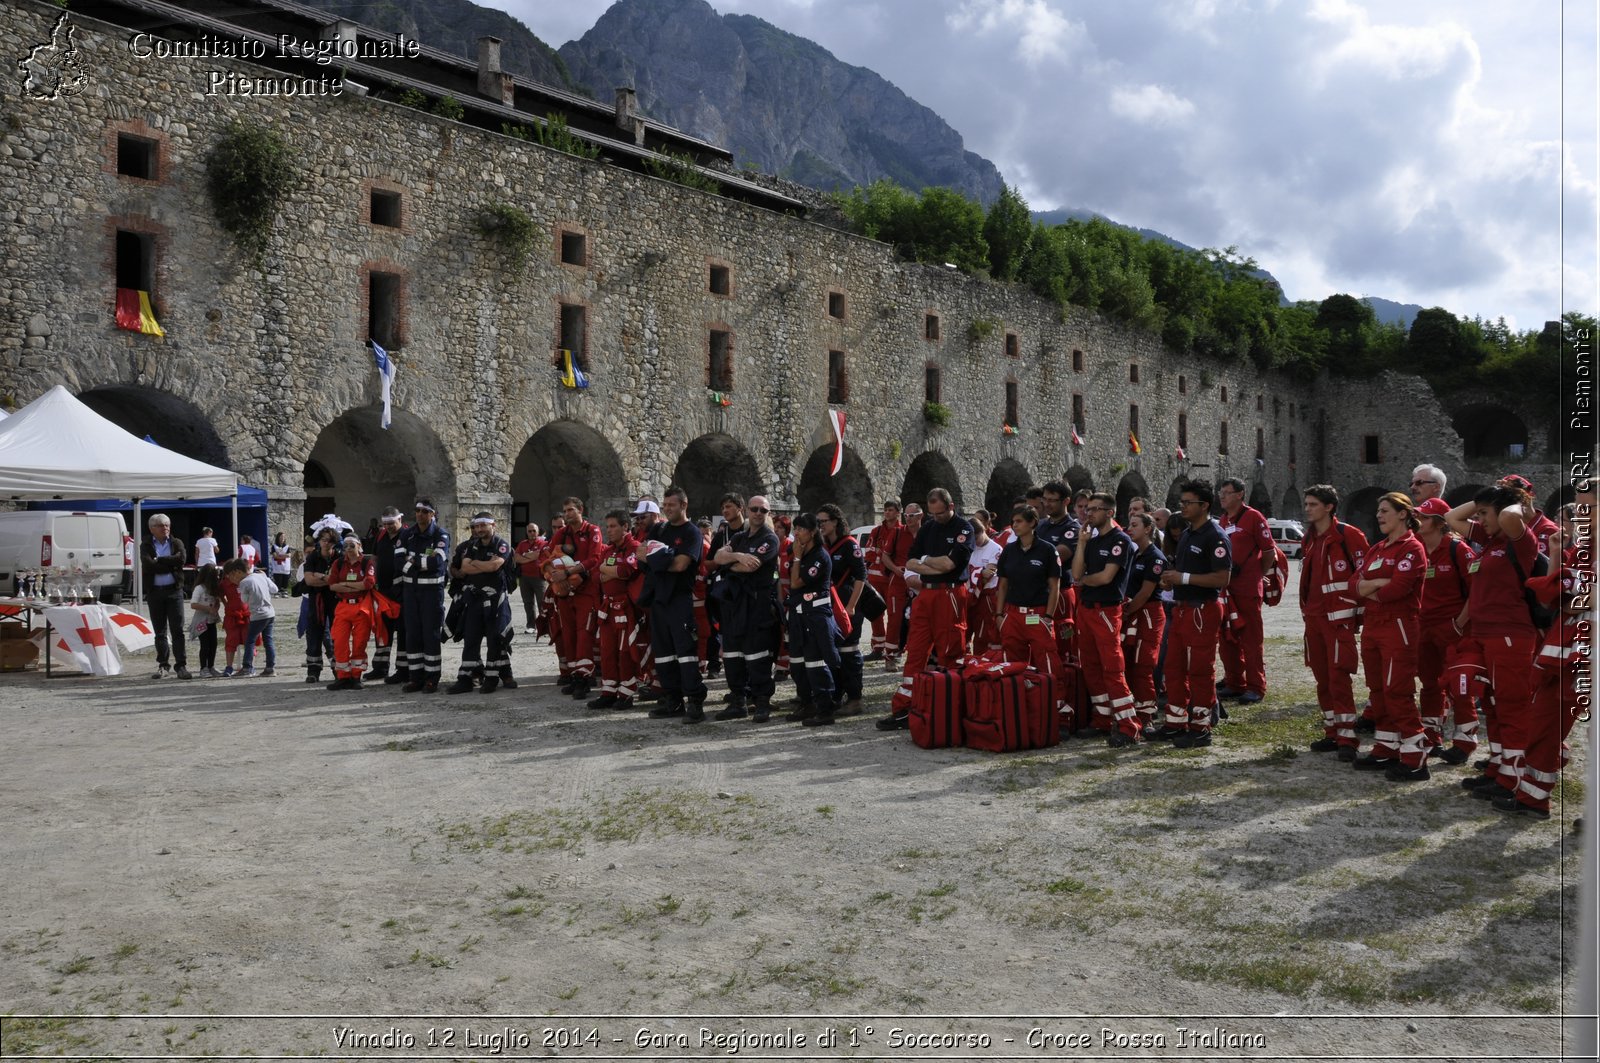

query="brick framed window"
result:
[362,261,408,350]
[103,120,166,183]
[361,179,407,230]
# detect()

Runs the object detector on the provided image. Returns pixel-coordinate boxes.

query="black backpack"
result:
[1505,543,1557,631]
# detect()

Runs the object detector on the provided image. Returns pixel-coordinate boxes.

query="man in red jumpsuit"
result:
[1216,477,1275,703]
[548,496,604,700]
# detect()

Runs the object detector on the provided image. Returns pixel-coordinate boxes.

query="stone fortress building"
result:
[0,0,1568,544]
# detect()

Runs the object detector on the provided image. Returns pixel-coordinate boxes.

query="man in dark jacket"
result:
[141,513,191,679]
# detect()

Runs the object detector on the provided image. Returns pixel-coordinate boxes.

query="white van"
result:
[0,510,134,601]
[1265,518,1304,560]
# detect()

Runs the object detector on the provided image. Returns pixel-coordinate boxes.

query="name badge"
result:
[1367,558,1383,571]
[1468,561,1481,574]
[1423,566,1435,580]
[1025,613,1042,626]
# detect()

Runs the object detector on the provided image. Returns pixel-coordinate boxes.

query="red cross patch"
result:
[1214,545,1227,558]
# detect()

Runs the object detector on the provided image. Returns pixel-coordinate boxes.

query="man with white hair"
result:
[141,513,191,680]
[1409,464,1447,504]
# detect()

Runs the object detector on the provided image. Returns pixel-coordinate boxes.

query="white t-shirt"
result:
[967,538,1002,591]
[238,542,260,568]
[269,543,292,575]
[194,536,219,567]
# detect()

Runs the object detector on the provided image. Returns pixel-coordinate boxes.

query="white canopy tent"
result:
[0,386,240,606]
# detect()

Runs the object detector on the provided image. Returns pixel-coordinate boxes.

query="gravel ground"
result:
[0,565,1589,1061]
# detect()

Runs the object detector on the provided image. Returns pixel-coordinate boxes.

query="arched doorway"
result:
[1281,486,1301,520]
[1165,476,1188,511]
[984,458,1033,519]
[901,451,963,510]
[304,406,457,537]
[1115,471,1149,524]
[797,444,875,528]
[672,434,763,522]
[1248,481,1272,518]
[1445,483,1486,507]
[1064,465,1095,496]
[1451,404,1529,461]
[79,386,228,467]
[1342,486,1386,544]
[510,420,628,532]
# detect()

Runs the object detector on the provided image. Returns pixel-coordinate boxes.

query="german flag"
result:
[115,289,165,336]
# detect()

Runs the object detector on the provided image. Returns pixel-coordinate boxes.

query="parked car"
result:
[0,510,133,601]
[1265,518,1304,560]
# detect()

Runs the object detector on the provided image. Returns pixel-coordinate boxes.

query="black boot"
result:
[750,698,773,723]
[803,700,838,727]
[446,677,475,695]
[683,698,706,724]
[384,670,409,685]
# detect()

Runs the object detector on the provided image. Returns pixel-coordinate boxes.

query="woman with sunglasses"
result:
[1352,492,1428,781]
[818,504,867,716]
[786,513,841,726]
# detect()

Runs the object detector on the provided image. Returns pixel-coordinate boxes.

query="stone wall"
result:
[0,1,1561,545]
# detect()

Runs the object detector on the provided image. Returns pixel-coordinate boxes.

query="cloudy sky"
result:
[497,0,1594,332]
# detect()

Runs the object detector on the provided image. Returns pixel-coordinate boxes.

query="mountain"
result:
[1361,296,1423,329]
[294,0,575,88]
[558,0,1006,203]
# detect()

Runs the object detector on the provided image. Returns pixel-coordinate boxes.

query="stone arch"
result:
[1165,476,1187,511]
[901,450,963,510]
[1115,470,1150,524]
[1451,404,1528,460]
[1281,486,1301,519]
[1248,481,1273,518]
[984,458,1033,519]
[304,405,457,537]
[672,433,763,522]
[510,419,628,531]
[78,385,229,468]
[1445,483,1486,507]
[1343,486,1386,544]
[798,444,875,528]
[1064,465,1095,495]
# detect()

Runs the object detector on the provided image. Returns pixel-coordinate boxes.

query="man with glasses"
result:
[878,488,973,730]
[142,513,191,680]
[1072,493,1139,745]
[1216,477,1275,704]
[368,507,406,683]
[1409,465,1447,504]
[711,495,781,722]
[1155,482,1232,748]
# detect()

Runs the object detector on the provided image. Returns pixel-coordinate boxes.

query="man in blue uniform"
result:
[400,498,450,693]
[642,486,708,722]
[711,494,781,722]
[1156,481,1232,747]
[446,513,518,694]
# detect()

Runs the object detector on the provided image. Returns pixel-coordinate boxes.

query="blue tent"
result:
[32,485,271,560]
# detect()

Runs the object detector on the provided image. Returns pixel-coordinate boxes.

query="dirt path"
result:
[0,571,1588,1060]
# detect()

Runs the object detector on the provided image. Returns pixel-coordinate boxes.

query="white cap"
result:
[632,499,661,516]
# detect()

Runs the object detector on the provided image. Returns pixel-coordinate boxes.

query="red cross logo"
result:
[110,612,153,635]
[75,620,107,647]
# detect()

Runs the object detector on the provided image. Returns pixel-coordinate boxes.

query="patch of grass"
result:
[440,788,775,856]
[1043,877,1088,894]
[408,948,454,969]
[557,985,580,1000]
[895,847,940,860]
[383,739,416,752]
[112,943,139,960]
[58,953,93,975]
[868,892,894,904]
[759,959,867,1000]
[1554,776,1586,804]
[814,805,834,817]
[922,881,957,898]
[654,895,681,916]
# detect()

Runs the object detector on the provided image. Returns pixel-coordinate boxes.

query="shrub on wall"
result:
[476,204,536,271]
[205,120,295,264]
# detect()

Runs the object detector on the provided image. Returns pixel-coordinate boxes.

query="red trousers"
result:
[1162,600,1223,733]
[1219,592,1266,695]
[1419,621,1479,754]
[630,612,655,691]
[869,575,908,658]
[1304,614,1360,747]
[1053,584,1079,666]
[1122,602,1164,723]
[556,594,597,679]
[1360,614,1426,767]
[548,592,567,670]
[331,601,373,680]
[597,600,639,699]
[967,587,1002,656]
[891,584,968,713]
[1000,606,1065,710]
[1476,632,1543,796]
[1079,603,1138,737]
[1518,665,1584,812]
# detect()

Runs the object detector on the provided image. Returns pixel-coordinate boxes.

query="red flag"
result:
[1071,425,1084,446]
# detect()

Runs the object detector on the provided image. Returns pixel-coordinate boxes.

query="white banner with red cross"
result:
[43,605,155,676]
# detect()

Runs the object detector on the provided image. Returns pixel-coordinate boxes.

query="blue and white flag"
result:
[370,340,395,430]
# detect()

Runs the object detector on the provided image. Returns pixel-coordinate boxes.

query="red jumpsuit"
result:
[1300,519,1369,748]
[889,516,974,715]
[1218,505,1274,696]
[1357,532,1428,766]
[865,521,913,662]
[693,548,712,673]
[595,535,641,701]
[1121,544,1167,727]
[1465,531,1543,795]
[774,535,794,677]
[1417,536,1477,755]
[329,555,377,681]
[1517,549,1589,814]
[549,520,604,681]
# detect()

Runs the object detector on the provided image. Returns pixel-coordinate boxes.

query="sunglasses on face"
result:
[748,507,768,514]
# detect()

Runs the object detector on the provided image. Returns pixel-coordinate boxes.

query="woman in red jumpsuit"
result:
[1353,493,1429,780]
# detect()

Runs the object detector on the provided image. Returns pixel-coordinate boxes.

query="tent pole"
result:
[132,498,144,613]
[231,492,239,565]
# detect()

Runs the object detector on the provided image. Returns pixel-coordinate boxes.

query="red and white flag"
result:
[1070,425,1084,447]
[1175,445,1188,461]
[828,409,847,476]
[45,605,123,676]
[107,607,156,653]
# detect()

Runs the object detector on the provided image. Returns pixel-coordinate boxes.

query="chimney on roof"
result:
[615,87,645,145]
[321,19,357,50]
[477,36,513,105]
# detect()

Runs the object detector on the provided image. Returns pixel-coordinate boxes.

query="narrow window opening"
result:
[1219,421,1230,455]
[1178,413,1188,449]
[1256,427,1265,460]
[1129,363,1140,383]
[1363,435,1381,464]
[1005,381,1020,428]
[369,271,401,349]
[1178,374,1187,395]
[116,230,154,292]
[1072,393,1085,434]
[116,134,156,179]
[925,313,940,341]
[827,350,848,404]
[924,364,942,403]
[558,303,587,370]
[708,329,733,390]
[1072,349,1084,372]
[709,264,731,295]
[1005,332,1019,358]
[827,291,846,319]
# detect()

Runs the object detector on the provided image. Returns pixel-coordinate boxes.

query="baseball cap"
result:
[1500,474,1534,493]
[1415,498,1450,518]
[632,499,661,516]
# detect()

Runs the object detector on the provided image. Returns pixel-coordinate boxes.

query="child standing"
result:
[188,564,222,677]
[223,559,277,677]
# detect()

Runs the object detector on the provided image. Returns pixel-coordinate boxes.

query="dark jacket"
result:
[141,534,187,594]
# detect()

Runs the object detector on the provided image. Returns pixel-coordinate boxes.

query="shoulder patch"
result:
[956,533,968,543]
[757,543,770,554]
[1398,559,1413,571]
[1335,559,1348,572]
[1214,545,1227,558]
[1111,544,1122,557]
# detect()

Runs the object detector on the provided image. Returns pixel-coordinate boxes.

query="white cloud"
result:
[1108,84,1196,126]
[947,0,1084,65]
